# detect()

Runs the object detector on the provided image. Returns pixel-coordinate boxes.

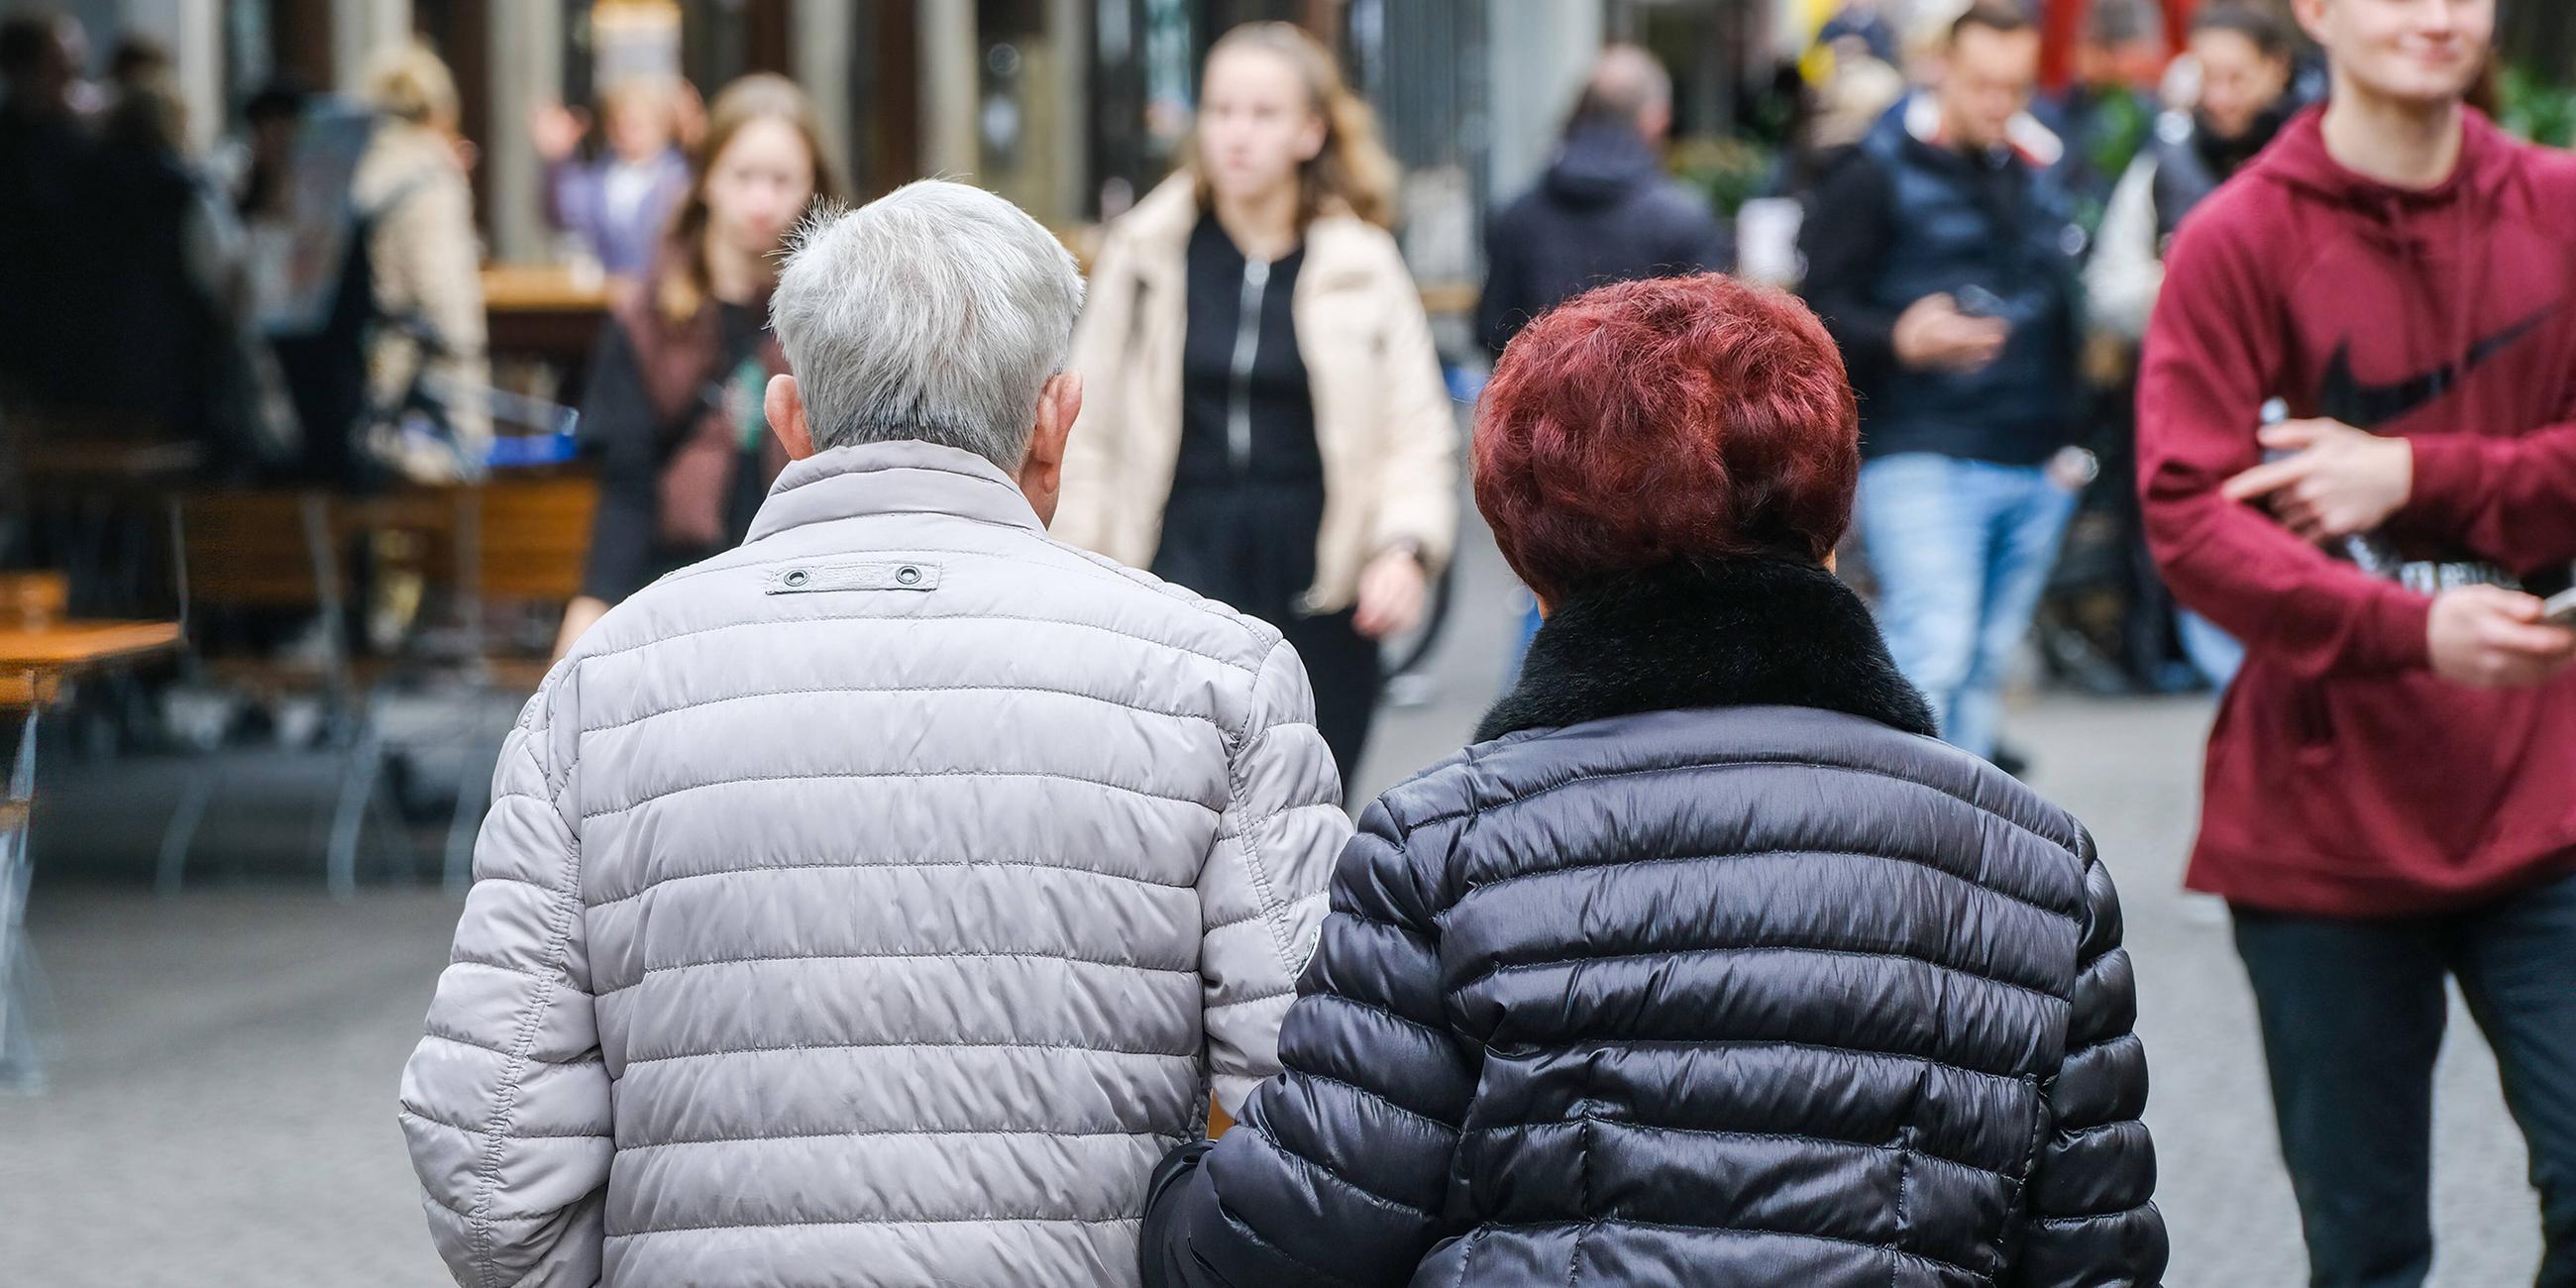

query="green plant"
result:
[1669,136,1779,219]
[2498,62,2576,149]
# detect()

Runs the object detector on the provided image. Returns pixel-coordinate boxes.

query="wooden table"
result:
[0,616,182,1092]
[483,264,613,373]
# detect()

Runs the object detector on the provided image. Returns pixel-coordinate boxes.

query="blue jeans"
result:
[1856,453,2079,760]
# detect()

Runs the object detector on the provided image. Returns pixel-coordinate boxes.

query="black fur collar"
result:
[1476,558,1939,743]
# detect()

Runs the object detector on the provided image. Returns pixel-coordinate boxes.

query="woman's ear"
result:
[766,374,814,460]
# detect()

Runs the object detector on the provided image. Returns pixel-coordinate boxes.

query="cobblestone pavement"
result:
[0,520,2544,1286]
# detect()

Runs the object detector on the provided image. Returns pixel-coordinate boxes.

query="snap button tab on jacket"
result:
[783,569,810,588]
[896,566,921,586]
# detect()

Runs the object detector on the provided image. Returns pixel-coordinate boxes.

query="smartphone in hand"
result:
[2544,587,2576,627]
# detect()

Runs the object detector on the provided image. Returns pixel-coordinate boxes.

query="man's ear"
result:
[1019,371,1085,525]
[766,374,814,460]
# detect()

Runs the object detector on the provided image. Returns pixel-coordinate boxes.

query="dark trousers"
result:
[2233,872,2576,1288]
[1153,480,1382,787]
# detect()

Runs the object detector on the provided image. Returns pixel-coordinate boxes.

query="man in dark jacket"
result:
[1143,273,2162,1288]
[1799,3,2085,765]
[2140,0,2576,1283]
[1475,45,1731,359]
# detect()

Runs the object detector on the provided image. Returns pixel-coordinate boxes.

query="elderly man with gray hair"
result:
[397,180,1346,1288]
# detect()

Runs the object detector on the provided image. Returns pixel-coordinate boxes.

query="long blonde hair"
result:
[1187,23,1398,229]
[658,73,842,326]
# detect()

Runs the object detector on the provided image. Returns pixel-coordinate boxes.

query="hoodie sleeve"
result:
[2400,411,2576,572]
[2137,209,2436,679]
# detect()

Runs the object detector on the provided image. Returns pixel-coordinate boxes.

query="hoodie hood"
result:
[1543,120,1664,207]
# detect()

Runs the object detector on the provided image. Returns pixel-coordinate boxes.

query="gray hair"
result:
[770,180,1085,469]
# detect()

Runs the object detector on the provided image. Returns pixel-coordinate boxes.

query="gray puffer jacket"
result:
[398,441,1346,1287]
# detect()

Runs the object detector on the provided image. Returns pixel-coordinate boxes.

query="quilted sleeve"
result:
[2005,830,2169,1287]
[1199,637,1347,1115]
[398,689,613,1287]
[1147,797,1475,1287]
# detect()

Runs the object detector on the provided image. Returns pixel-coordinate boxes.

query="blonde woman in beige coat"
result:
[1057,23,1457,783]
[354,40,488,479]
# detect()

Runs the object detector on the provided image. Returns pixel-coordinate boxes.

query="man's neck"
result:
[2320,79,2465,190]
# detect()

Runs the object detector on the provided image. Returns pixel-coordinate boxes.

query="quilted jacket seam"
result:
[575,608,1261,675]
[604,1214,1137,1238]
[402,1107,609,1142]
[1243,1118,1441,1220]
[1520,1035,2031,1086]
[591,949,1195,999]
[1404,758,2080,874]
[619,1126,1187,1151]
[1474,1217,1979,1277]
[584,767,1220,821]
[1455,943,2072,1006]
[2032,1200,2157,1228]
[622,1037,1197,1067]
[1447,846,2080,927]
[584,681,1227,735]
[1226,640,1304,981]
[586,856,1191,911]
[462,747,584,1288]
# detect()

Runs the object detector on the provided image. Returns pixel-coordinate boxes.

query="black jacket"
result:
[1144,558,2166,1286]
[1476,121,1733,358]
[1798,105,2084,466]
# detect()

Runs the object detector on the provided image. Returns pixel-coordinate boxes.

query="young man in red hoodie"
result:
[2140,0,2576,1283]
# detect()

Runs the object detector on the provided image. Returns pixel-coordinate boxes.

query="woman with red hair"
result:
[1141,274,2165,1287]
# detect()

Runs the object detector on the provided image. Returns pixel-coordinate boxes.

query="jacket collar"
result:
[745,440,1042,543]
[1892,91,2065,169]
[1476,557,1939,743]
[1119,171,1381,290]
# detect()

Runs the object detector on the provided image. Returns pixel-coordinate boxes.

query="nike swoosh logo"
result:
[2318,306,2552,430]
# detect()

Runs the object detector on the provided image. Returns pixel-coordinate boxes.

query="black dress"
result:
[1151,214,1381,785]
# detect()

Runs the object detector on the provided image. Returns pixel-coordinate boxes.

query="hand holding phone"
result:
[2543,587,2576,627]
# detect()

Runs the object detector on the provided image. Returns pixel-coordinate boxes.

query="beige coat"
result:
[353,120,489,477]
[1055,175,1457,613]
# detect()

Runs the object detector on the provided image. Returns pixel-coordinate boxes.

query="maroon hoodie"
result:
[2139,107,2576,917]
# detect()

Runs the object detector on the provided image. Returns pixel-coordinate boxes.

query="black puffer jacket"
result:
[1144,559,2166,1286]
[1476,121,1734,358]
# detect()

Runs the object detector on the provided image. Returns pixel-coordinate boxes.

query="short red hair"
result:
[1473,273,1859,605]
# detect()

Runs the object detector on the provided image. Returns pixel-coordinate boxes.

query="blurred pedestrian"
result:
[2092,4,2299,692]
[1474,44,1731,360]
[0,11,101,408]
[2037,0,2165,236]
[2089,6,2299,347]
[2138,0,2576,1283]
[554,73,838,656]
[1057,22,1457,784]
[354,40,488,481]
[1799,3,2087,765]
[402,179,1343,1288]
[91,56,261,460]
[532,76,691,281]
[1141,272,2165,1288]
